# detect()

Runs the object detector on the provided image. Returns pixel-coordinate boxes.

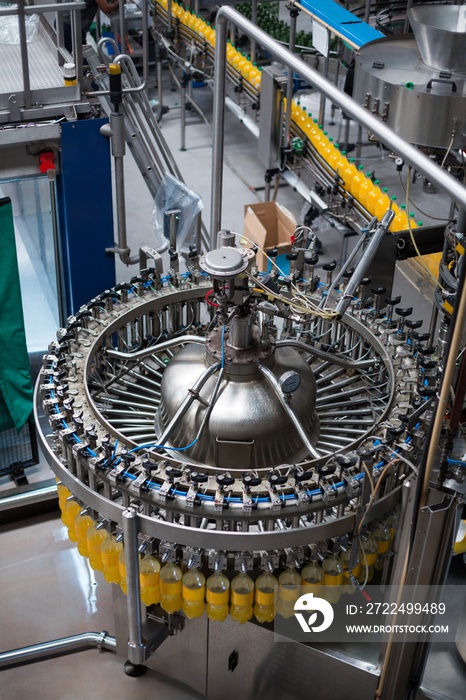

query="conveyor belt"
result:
[0,21,80,114]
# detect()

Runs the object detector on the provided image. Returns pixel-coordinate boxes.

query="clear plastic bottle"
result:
[358,534,378,583]
[140,554,161,606]
[254,571,277,623]
[301,560,323,594]
[386,507,400,542]
[230,573,254,624]
[276,567,302,619]
[206,571,230,622]
[160,562,183,613]
[322,553,344,604]
[340,546,362,595]
[119,549,127,594]
[182,567,205,619]
[74,511,94,557]
[101,535,123,584]
[86,525,108,572]
[61,498,81,541]
[56,482,71,511]
[373,521,391,571]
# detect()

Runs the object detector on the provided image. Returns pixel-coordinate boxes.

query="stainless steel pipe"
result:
[122,507,144,666]
[210,6,466,245]
[0,632,116,670]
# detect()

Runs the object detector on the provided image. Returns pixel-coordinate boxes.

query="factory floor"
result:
[0,43,464,700]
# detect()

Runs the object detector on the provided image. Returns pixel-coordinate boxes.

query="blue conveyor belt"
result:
[297,0,383,48]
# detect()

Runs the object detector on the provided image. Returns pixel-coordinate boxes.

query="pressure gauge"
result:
[279,370,301,394]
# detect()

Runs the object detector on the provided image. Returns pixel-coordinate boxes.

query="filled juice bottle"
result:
[350,164,366,198]
[392,203,409,231]
[340,157,358,192]
[119,549,127,594]
[357,172,374,208]
[328,143,344,172]
[182,567,205,619]
[301,560,323,594]
[140,554,161,606]
[375,187,391,219]
[160,562,183,613]
[61,498,81,541]
[74,511,94,557]
[340,546,362,595]
[366,179,381,216]
[321,136,334,163]
[101,535,123,584]
[56,482,71,511]
[373,521,391,571]
[254,571,277,623]
[230,573,254,624]
[322,553,344,604]
[358,534,378,583]
[276,567,302,619]
[87,525,108,572]
[315,130,330,157]
[206,571,230,622]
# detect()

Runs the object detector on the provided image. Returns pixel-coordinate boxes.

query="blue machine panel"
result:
[298,0,383,48]
[57,118,116,315]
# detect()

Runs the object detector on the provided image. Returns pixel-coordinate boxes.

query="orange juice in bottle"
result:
[182,567,205,619]
[366,179,381,216]
[322,553,344,604]
[254,571,277,623]
[86,524,108,572]
[61,498,81,541]
[301,560,323,594]
[276,567,301,619]
[101,534,123,584]
[206,571,230,622]
[160,562,183,613]
[74,511,94,557]
[230,573,254,624]
[140,554,161,606]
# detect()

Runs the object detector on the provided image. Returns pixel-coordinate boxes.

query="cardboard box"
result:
[243,201,297,272]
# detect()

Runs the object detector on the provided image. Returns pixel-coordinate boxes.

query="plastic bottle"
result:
[358,534,378,583]
[340,157,358,192]
[276,567,302,619]
[86,525,108,572]
[61,498,81,541]
[230,573,254,623]
[357,172,374,208]
[182,567,205,619]
[119,549,127,594]
[391,203,409,231]
[140,554,161,606]
[57,482,71,511]
[328,143,344,172]
[366,179,382,216]
[375,187,391,219]
[101,534,123,584]
[301,560,323,594]
[322,553,344,604]
[254,571,277,623]
[74,511,94,557]
[340,546,362,595]
[206,571,230,621]
[373,521,392,571]
[350,164,367,198]
[386,507,400,542]
[160,562,183,613]
[315,130,330,157]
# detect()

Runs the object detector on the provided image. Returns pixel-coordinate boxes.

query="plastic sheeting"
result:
[153,173,203,254]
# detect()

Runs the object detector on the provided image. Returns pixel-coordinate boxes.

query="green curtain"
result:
[0,197,33,433]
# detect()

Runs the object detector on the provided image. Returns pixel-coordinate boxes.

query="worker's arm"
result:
[95,0,120,16]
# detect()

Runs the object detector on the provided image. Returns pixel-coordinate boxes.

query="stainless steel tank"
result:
[354,5,466,149]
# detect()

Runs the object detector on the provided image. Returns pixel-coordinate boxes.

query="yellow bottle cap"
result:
[108,63,121,75]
